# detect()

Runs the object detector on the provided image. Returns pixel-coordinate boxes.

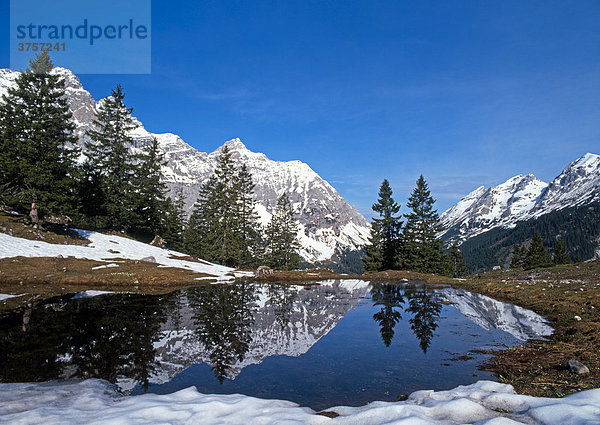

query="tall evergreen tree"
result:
[264,193,302,270]
[0,52,79,217]
[524,232,552,269]
[553,236,569,265]
[234,164,262,268]
[131,137,168,238]
[363,179,402,271]
[85,84,138,230]
[447,244,469,277]
[184,147,244,266]
[162,189,186,252]
[510,244,526,269]
[397,175,446,274]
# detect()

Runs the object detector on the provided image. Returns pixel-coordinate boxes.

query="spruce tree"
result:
[131,137,168,239]
[510,245,526,269]
[0,52,79,217]
[397,175,446,274]
[85,84,138,230]
[265,193,302,270]
[524,232,552,269]
[553,236,569,265]
[234,164,262,268]
[184,147,243,266]
[363,231,384,272]
[162,189,186,252]
[447,244,469,277]
[363,179,402,271]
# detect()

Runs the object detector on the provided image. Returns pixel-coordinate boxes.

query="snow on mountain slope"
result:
[440,153,600,244]
[0,67,370,264]
[530,153,600,218]
[440,174,547,243]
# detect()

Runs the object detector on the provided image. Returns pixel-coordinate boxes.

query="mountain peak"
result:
[571,152,600,170]
[222,138,249,151]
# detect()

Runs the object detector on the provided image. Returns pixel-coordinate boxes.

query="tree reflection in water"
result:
[187,283,257,383]
[267,284,298,329]
[371,283,442,353]
[0,294,167,390]
[405,285,443,353]
[371,283,405,347]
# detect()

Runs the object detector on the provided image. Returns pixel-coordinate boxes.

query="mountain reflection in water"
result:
[0,280,552,409]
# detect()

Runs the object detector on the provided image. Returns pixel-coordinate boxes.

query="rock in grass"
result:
[567,359,590,374]
[140,256,157,263]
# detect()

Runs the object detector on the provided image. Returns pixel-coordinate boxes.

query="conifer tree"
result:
[234,164,262,268]
[510,245,526,269]
[363,231,385,272]
[85,84,138,230]
[397,175,446,274]
[184,147,243,266]
[265,193,302,270]
[162,189,186,252]
[447,244,469,277]
[131,137,168,238]
[0,52,79,217]
[553,236,569,265]
[524,232,552,269]
[363,179,402,271]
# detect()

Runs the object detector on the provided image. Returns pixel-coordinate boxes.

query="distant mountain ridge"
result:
[441,153,600,246]
[0,67,371,267]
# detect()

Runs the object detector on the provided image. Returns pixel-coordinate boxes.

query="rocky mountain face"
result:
[0,67,370,266]
[440,153,600,246]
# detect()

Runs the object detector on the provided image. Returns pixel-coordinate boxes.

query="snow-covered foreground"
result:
[0,230,251,279]
[0,380,598,425]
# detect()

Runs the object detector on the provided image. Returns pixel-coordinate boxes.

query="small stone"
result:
[574,315,582,321]
[567,359,590,375]
[140,256,156,263]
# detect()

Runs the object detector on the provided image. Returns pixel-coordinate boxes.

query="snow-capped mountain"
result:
[0,67,370,264]
[440,153,600,244]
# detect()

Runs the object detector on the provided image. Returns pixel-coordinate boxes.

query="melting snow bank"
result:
[71,290,115,299]
[0,294,23,301]
[1,380,599,425]
[0,230,252,279]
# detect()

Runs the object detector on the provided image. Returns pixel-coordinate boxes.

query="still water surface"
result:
[0,280,552,410]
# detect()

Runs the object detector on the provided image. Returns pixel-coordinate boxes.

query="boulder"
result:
[567,359,590,374]
[149,235,166,248]
[140,256,156,263]
[255,265,273,277]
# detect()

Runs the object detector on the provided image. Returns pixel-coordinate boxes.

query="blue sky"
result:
[2,0,599,219]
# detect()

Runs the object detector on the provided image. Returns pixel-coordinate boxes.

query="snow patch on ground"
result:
[0,379,599,425]
[0,294,23,301]
[71,291,115,299]
[0,230,252,279]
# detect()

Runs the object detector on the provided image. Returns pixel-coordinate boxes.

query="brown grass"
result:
[0,256,216,312]
[446,263,600,397]
[0,212,89,246]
